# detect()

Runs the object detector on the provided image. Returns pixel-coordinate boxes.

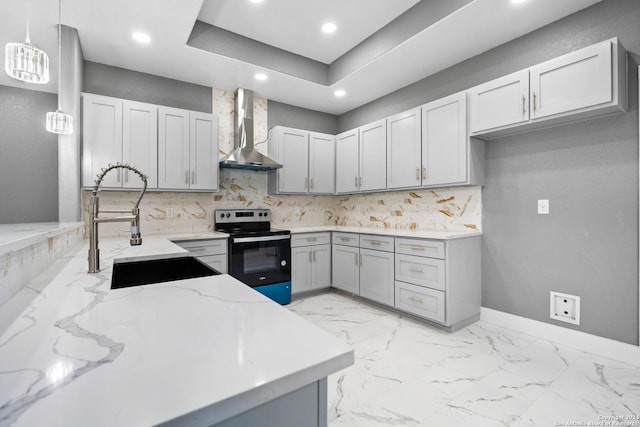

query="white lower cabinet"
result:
[395,282,446,323]
[331,244,360,294]
[291,233,332,295]
[394,236,481,329]
[331,233,395,306]
[359,248,394,306]
[172,238,227,274]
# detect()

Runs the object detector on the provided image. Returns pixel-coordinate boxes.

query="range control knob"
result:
[219,213,224,218]
[226,213,231,218]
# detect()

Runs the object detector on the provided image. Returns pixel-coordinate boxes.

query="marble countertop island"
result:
[0,237,353,426]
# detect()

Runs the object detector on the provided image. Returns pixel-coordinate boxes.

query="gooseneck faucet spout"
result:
[88,163,148,273]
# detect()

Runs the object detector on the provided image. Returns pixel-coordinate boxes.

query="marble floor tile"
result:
[288,293,640,427]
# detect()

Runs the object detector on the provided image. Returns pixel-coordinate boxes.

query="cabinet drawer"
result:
[395,238,445,259]
[395,253,445,291]
[174,239,227,256]
[359,234,394,252]
[198,254,227,274]
[332,232,359,247]
[395,281,445,323]
[291,232,331,247]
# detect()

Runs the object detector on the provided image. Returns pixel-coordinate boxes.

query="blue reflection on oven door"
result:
[254,281,291,305]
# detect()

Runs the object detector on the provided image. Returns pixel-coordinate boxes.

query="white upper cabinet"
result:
[421,92,468,187]
[359,119,387,192]
[158,107,190,190]
[335,129,359,194]
[469,38,626,138]
[268,127,335,194]
[309,132,335,194]
[530,40,612,120]
[82,94,157,189]
[190,111,218,191]
[468,70,530,134]
[158,106,218,191]
[82,94,123,188]
[122,100,158,189]
[387,108,421,190]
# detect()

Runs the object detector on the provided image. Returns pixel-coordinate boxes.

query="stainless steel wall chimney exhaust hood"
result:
[219,88,282,171]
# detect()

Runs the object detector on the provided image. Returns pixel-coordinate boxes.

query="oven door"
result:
[228,234,291,287]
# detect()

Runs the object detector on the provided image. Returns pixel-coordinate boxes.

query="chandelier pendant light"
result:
[46,0,73,135]
[4,21,50,84]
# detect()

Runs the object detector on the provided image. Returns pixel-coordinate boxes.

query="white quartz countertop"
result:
[287,225,481,240]
[0,237,353,426]
[0,222,85,257]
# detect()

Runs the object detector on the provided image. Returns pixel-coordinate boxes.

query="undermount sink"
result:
[111,256,220,289]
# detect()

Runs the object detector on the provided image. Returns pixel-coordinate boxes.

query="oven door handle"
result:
[232,235,291,243]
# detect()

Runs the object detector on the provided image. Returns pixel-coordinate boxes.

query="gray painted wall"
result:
[339,0,639,345]
[267,100,338,134]
[0,86,59,223]
[58,25,84,222]
[83,62,212,113]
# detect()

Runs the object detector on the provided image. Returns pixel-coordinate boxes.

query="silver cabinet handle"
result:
[410,246,425,251]
[522,95,526,114]
[416,168,420,181]
[310,178,314,189]
[533,91,537,112]
[313,250,316,262]
[305,177,308,190]
[359,176,362,187]
[307,237,317,242]
[359,254,362,265]
[309,251,312,263]
[355,253,358,266]
[185,171,189,185]
[355,176,358,188]
[422,167,426,180]
[369,241,382,246]
[409,267,424,273]
[340,237,349,242]
[191,171,196,184]
[409,296,423,304]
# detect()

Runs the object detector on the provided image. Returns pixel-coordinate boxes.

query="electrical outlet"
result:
[166,207,174,219]
[550,291,580,325]
[538,199,550,215]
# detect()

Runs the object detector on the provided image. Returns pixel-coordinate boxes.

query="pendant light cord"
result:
[57,0,62,111]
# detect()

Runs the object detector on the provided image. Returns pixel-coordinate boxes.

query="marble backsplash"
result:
[81,88,481,237]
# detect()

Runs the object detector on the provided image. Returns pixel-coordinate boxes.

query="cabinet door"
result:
[387,109,421,189]
[292,247,312,295]
[82,94,122,188]
[277,127,309,193]
[359,248,394,306]
[122,100,157,189]
[468,70,529,134]
[422,92,467,187]
[331,245,359,294]
[530,40,612,120]
[335,129,359,194]
[311,244,331,289]
[158,107,190,190]
[309,132,335,194]
[359,120,387,192]
[190,111,218,191]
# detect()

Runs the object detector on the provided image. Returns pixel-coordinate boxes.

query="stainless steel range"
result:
[214,209,291,304]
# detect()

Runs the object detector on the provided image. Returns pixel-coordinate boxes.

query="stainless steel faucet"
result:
[88,163,148,273]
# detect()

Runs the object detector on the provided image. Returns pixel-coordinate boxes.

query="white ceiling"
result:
[0,0,602,115]
[198,0,421,64]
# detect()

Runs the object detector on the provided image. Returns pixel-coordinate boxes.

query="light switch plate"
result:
[538,199,549,215]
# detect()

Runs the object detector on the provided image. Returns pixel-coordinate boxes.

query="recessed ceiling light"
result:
[334,89,346,97]
[322,22,337,34]
[249,0,263,4]
[255,73,268,81]
[132,32,151,44]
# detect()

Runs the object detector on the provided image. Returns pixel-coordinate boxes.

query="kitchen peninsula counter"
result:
[0,237,353,426]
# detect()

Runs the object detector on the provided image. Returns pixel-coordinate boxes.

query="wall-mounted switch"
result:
[166,207,174,219]
[538,199,550,215]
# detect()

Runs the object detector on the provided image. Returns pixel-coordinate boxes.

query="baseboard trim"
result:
[481,307,640,366]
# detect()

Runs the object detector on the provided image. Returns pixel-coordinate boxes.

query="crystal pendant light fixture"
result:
[46,0,73,135]
[4,21,50,84]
